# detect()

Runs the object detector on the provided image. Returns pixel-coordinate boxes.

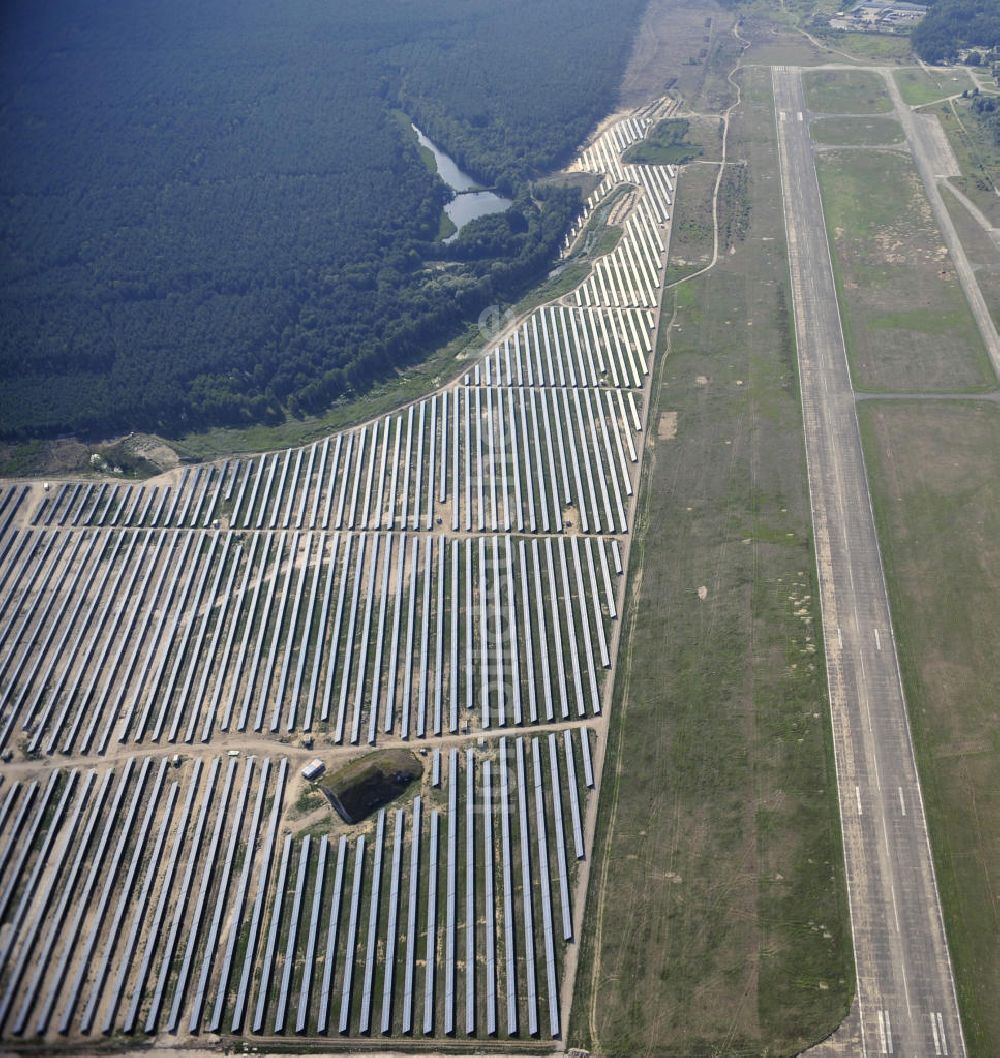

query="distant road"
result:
[772,66,966,1058]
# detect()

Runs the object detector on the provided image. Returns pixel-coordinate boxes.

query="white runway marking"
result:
[937,1012,949,1054]
[890,879,901,932]
[855,785,863,816]
[874,628,882,651]
[931,1011,943,1055]
[898,787,906,817]
[900,958,913,1016]
[878,1009,889,1053]
[877,1008,895,1053]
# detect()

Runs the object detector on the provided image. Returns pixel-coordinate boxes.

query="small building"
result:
[832,0,927,33]
[302,758,325,782]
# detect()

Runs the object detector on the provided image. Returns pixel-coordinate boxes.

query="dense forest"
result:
[0,0,646,440]
[912,0,1000,63]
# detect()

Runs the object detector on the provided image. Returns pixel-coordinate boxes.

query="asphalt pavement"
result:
[772,66,966,1058]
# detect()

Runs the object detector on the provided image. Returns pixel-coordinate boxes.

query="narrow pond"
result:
[412,123,512,239]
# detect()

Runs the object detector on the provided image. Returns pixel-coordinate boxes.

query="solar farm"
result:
[0,101,677,1046]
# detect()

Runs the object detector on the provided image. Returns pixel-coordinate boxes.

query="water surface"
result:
[412,123,512,238]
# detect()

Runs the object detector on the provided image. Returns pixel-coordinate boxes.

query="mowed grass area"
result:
[816,148,995,391]
[858,400,1000,1058]
[893,66,974,107]
[810,114,903,146]
[804,69,893,114]
[570,66,852,1056]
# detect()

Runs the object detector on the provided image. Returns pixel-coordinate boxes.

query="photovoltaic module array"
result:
[0,101,677,1042]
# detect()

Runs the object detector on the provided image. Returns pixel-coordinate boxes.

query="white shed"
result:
[302,758,325,782]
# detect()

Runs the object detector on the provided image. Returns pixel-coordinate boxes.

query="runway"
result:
[772,67,966,1058]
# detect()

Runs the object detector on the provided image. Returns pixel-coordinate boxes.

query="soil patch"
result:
[657,411,678,439]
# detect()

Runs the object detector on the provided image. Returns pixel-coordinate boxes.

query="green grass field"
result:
[893,66,975,107]
[746,38,838,68]
[570,65,852,1056]
[745,26,845,69]
[810,115,903,146]
[816,148,995,392]
[804,69,894,114]
[827,31,915,64]
[859,399,1000,1058]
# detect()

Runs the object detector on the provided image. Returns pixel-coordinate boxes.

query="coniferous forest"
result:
[0,0,646,440]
